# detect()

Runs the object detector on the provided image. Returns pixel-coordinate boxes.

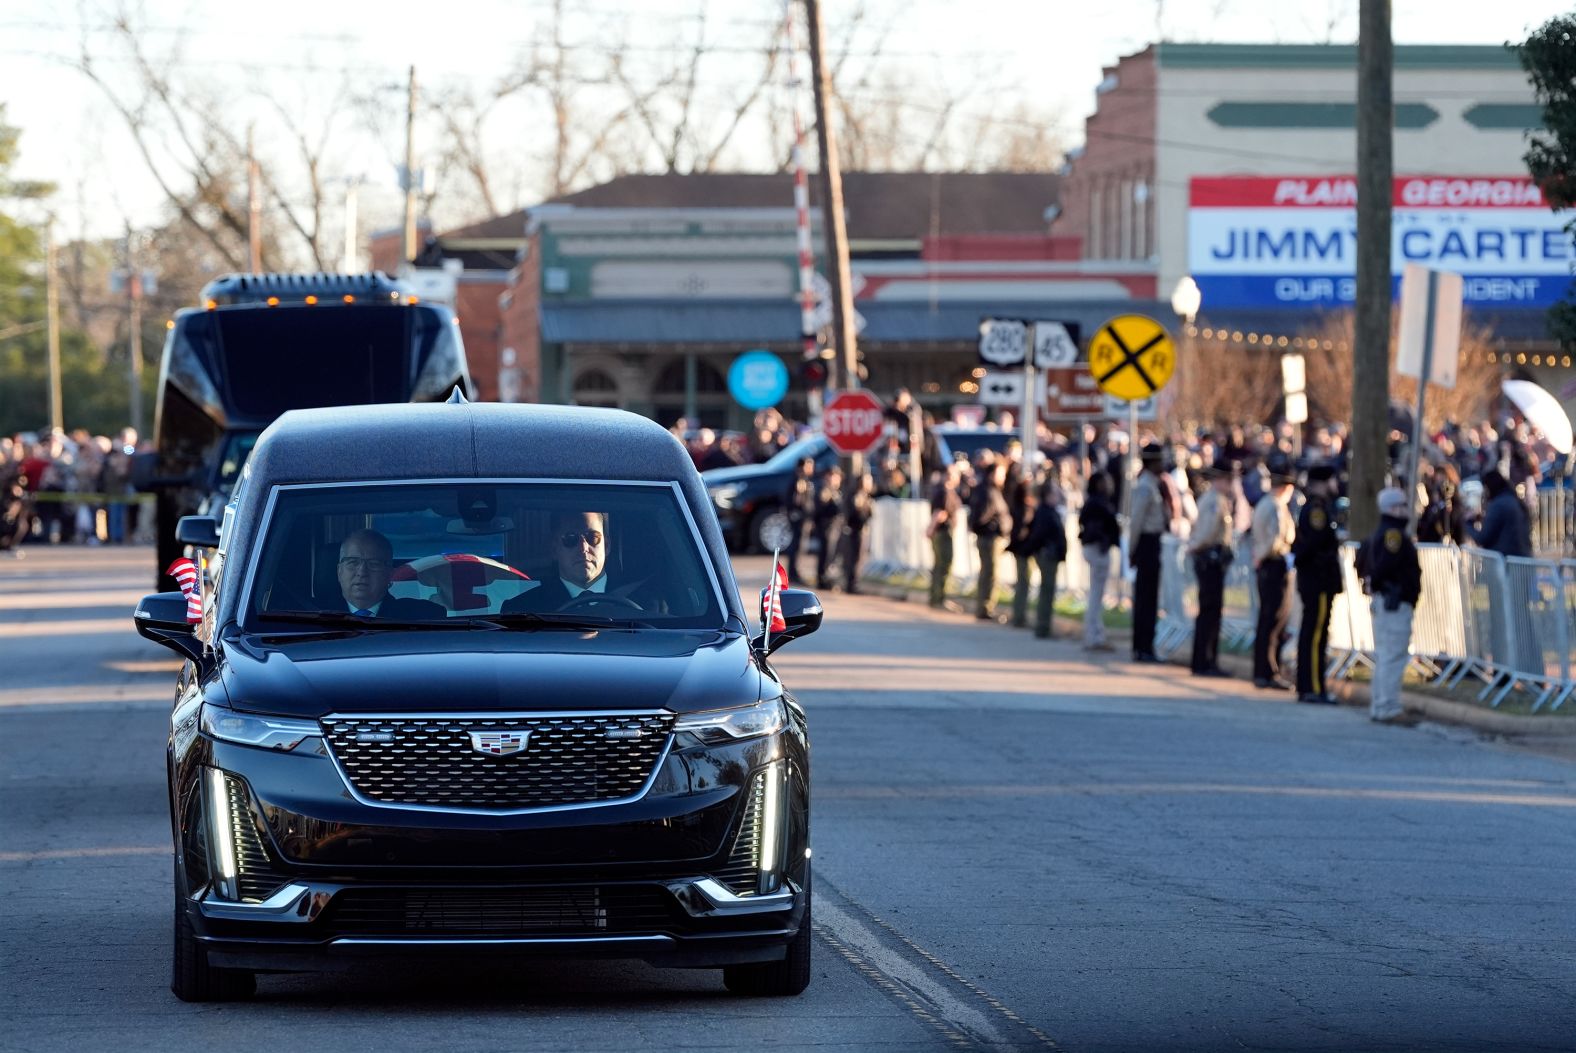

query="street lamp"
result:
[1170,276,1201,427]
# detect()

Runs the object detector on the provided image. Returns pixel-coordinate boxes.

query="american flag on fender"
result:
[165,557,203,624]
[760,554,788,635]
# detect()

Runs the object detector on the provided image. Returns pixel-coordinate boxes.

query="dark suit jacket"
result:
[350,595,448,620]
[500,576,664,616]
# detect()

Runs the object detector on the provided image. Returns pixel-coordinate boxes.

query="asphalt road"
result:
[4,544,1575,1052]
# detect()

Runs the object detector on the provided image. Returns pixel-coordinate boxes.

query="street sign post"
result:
[980,319,1082,481]
[1397,265,1465,530]
[1088,314,1176,402]
[822,389,886,456]
[1089,314,1176,505]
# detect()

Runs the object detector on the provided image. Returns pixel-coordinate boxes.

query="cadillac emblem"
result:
[470,730,531,756]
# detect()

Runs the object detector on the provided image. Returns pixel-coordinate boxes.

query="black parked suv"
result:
[135,397,819,1000]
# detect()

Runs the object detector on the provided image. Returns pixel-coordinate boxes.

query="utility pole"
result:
[125,227,145,437]
[803,0,859,393]
[1351,0,1393,538]
[403,65,420,264]
[247,125,262,273]
[45,222,62,433]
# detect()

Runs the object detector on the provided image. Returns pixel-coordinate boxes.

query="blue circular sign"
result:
[728,351,789,410]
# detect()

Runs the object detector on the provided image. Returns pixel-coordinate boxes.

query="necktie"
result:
[353,608,372,617]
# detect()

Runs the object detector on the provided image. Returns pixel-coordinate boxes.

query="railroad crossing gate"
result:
[1087,313,1176,402]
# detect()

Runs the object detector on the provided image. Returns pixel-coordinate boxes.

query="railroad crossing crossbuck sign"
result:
[1087,313,1176,402]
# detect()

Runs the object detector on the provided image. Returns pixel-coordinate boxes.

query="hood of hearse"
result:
[217,629,761,719]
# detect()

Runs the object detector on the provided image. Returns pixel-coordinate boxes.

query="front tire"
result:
[723,902,812,997]
[171,872,255,1002]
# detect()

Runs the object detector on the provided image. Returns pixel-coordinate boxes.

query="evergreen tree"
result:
[1515,13,1576,350]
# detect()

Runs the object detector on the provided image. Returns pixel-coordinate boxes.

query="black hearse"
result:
[135,398,819,1000]
[140,273,471,585]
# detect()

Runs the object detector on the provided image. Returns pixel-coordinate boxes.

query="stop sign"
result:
[822,389,886,455]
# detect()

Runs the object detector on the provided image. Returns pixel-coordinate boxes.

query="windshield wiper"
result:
[484,612,652,631]
[257,610,496,631]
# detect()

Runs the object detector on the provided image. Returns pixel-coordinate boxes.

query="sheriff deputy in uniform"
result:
[1355,487,1422,725]
[1249,453,1297,690]
[1187,458,1236,678]
[1291,464,1343,705]
[1127,443,1169,663]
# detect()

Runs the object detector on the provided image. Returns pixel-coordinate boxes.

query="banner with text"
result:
[1187,175,1575,309]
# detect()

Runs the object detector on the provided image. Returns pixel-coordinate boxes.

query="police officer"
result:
[1128,443,1168,663]
[1250,453,1297,690]
[926,462,964,609]
[968,452,1010,620]
[1188,458,1236,677]
[1292,463,1343,704]
[782,456,817,584]
[841,470,875,594]
[1356,487,1422,725]
[812,464,845,590]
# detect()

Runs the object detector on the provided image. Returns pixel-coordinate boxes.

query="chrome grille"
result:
[712,772,765,895]
[225,774,287,903]
[321,712,675,810]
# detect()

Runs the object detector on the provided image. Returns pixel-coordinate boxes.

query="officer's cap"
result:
[1377,487,1408,516]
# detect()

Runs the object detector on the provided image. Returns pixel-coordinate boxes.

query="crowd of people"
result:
[0,427,147,555]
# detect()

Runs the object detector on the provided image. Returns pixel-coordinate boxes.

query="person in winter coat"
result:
[1077,472,1120,651]
[841,471,875,594]
[968,453,1010,620]
[1468,470,1531,557]
[1010,479,1069,639]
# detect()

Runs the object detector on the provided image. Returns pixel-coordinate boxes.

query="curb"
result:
[869,574,1576,739]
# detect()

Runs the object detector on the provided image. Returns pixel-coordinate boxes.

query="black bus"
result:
[140,272,471,583]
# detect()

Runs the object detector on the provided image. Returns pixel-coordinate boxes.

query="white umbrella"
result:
[1501,379,1574,455]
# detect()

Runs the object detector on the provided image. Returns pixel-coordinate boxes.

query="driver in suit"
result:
[337,528,447,619]
[502,510,660,614]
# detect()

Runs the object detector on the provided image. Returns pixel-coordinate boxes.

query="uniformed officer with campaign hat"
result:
[1249,452,1298,689]
[1188,457,1238,677]
[1127,442,1170,662]
[1291,462,1343,704]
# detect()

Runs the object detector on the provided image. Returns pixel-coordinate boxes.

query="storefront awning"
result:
[539,297,1179,346]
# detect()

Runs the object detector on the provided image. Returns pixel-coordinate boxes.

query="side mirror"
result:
[176,515,221,548]
[753,588,823,655]
[134,592,203,663]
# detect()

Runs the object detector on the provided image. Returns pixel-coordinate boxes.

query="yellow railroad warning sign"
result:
[1087,313,1176,401]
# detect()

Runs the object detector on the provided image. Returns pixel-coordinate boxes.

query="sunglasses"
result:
[559,530,604,550]
[338,557,390,573]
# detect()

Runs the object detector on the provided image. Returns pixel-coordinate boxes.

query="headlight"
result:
[674,697,786,743]
[709,484,742,509]
[200,703,320,751]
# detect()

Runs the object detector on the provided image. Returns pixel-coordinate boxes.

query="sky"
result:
[0,0,1567,244]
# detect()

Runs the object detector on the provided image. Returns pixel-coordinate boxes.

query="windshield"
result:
[243,481,724,631]
[763,434,828,470]
[938,431,1013,462]
[215,431,260,487]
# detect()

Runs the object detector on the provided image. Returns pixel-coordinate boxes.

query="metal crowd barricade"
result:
[1154,534,1192,658]
[1409,545,1469,681]
[1328,544,1375,679]
[1491,556,1572,709]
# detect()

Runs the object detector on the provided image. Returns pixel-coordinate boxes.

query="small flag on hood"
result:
[166,557,203,624]
[760,556,788,634]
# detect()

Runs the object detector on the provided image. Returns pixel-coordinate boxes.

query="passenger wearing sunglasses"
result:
[502,510,660,615]
[335,528,447,619]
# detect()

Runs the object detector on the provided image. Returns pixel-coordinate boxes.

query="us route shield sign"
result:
[1087,314,1176,402]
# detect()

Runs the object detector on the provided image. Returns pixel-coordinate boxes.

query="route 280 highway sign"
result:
[1087,313,1176,402]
